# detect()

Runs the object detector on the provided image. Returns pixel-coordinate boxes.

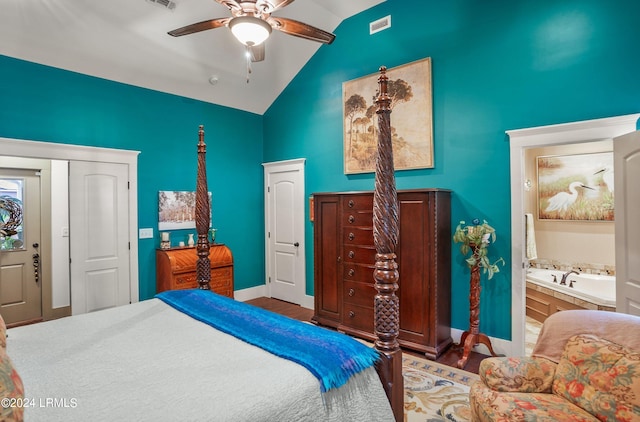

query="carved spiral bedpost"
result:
[195,125,211,290]
[373,66,403,422]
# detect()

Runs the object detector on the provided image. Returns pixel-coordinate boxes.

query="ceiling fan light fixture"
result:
[229,16,272,46]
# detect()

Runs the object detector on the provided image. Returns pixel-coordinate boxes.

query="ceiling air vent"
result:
[370,15,391,35]
[146,0,177,11]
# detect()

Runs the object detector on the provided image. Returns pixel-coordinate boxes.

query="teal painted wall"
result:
[2,0,640,340]
[0,55,265,301]
[264,0,640,340]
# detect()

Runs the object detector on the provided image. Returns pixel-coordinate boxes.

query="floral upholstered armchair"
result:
[469,310,640,421]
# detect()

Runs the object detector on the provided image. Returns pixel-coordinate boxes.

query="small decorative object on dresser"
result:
[312,188,452,360]
[187,233,195,247]
[156,244,234,298]
[208,228,217,244]
[160,231,171,249]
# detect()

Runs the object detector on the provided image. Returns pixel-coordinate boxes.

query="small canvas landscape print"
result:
[343,57,433,174]
[158,191,211,230]
[537,152,614,221]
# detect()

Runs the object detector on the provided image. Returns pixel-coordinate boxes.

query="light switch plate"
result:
[139,228,153,239]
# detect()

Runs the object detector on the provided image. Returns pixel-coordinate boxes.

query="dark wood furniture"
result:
[457,249,498,369]
[312,189,452,360]
[156,245,234,298]
[192,67,406,420]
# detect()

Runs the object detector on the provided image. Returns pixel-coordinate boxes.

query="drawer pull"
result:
[348,215,355,223]
[349,311,355,318]
[348,251,355,259]
[348,269,355,277]
[348,232,355,241]
[348,288,355,297]
[348,200,355,208]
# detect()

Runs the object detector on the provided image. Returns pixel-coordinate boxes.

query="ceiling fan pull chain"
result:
[246,45,252,83]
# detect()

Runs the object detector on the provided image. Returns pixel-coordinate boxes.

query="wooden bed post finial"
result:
[373,65,403,422]
[196,125,211,290]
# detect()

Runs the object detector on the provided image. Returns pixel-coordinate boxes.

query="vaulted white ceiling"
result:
[0,0,384,115]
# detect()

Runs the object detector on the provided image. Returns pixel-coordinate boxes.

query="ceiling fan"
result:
[167,0,336,63]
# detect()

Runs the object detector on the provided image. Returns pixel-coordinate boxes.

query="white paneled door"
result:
[69,161,130,314]
[263,159,306,305]
[615,130,640,316]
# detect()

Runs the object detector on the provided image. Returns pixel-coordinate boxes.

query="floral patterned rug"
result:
[403,355,479,422]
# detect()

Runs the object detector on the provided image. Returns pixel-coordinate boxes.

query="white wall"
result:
[51,160,70,308]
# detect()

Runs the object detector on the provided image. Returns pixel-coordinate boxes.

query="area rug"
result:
[403,355,479,422]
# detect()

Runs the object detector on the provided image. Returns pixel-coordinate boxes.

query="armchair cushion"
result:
[553,334,640,421]
[478,356,557,393]
[469,384,598,422]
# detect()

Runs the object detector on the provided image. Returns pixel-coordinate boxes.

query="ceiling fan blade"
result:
[267,17,335,44]
[168,17,230,37]
[249,43,265,62]
[257,0,295,13]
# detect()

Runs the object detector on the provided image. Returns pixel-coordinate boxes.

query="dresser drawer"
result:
[343,195,373,210]
[174,272,198,289]
[343,280,375,308]
[342,245,376,265]
[342,210,373,227]
[343,264,374,283]
[211,267,232,285]
[342,303,374,333]
[343,227,374,245]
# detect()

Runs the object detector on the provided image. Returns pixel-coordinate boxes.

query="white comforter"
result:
[8,298,394,422]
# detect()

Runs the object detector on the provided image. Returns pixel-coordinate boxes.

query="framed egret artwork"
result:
[537,152,614,221]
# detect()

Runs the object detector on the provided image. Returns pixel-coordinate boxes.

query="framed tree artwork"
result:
[342,57,434,174]
[158,191,212,230]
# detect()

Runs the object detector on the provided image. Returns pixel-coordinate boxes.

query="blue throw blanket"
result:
[156,289,380,392]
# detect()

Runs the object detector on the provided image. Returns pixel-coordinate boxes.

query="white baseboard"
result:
[300,295,314,310]
[234,287,315,311]
[233,285,267,302]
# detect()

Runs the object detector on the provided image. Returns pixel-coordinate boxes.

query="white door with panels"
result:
[69,161,130,314]
[263,159,306,305]
[615,130,640,316]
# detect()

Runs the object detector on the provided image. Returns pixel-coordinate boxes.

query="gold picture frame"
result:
[342,57,434,174]
[537,152,614,221]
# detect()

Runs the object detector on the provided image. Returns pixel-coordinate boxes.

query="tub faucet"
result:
[560,270,579,285]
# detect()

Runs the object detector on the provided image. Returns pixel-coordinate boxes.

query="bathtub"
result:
[526,268,616,308]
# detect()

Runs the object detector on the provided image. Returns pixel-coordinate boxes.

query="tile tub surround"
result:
[529,259,614,276]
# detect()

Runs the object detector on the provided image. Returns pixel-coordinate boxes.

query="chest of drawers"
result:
[312,189,452,359]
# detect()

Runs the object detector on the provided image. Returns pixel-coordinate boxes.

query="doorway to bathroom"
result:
[508,113,640,356]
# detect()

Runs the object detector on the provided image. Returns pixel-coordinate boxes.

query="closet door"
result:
[312,194,341,326]
[69,161,130,314]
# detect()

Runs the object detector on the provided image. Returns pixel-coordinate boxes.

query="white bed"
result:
[7,297,393,421]
[3,65,405,422]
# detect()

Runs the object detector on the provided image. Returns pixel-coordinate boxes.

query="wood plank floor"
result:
[245,297,488,374]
